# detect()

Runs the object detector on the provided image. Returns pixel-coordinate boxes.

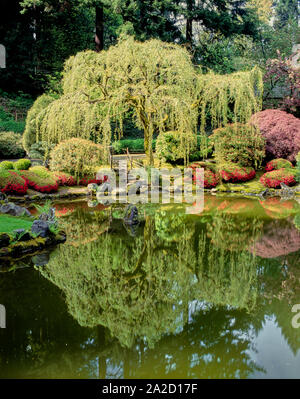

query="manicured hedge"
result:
[220,164,256,183]
[17,170,59,193]
[260,168,296,188]
[0,170,28,195]
[0,161,14,170]
[14,158,31,171]
[265,158,293,172]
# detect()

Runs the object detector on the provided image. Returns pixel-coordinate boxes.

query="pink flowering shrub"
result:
[220,164,256,183]
[265,158,293,171]
[192,169,219,188]
[260,168,296,188]
[250,109,300,162]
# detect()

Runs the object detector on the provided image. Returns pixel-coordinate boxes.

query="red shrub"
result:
[0,170,28,195]
[260,168,296,188]
[53,172,77,187]
[193,169,219,188]
[265,158,293,171]
[79,175,108,186]
[250,109,300,162]
[220,164,256,183]
[18,171,59,193]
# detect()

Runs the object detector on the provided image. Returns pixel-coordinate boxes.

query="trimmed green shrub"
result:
[23,94,56,153]
[156,131,196,163]
[0,131,26,159]
[0,170,28,194]
[260,168,296,188]
[14,158,31,171]
[211,123,265,168]
[29,165,53,179]
[49,138,104,179]
[17,170,58,193]
[0,161,14,170]
[265,158,293,172]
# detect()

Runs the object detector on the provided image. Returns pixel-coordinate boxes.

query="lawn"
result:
[0,215,33,233]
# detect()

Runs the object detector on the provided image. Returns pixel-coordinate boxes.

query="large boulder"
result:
[31,220,50,238]
[0,202,31,217]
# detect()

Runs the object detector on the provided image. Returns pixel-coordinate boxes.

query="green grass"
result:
[0,215,33,233]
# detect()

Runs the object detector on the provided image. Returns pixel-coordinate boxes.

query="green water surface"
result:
[0,196,300,379]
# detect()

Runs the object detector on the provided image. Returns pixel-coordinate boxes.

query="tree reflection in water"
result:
[1,198,300,378]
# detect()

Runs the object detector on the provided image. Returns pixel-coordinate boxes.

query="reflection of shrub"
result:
[14,158,31,171]
[260,168,296,188]
[0,131,26,159]
[220,164,256,183]
[260,198,298,219]
[0,161,14,170]
[0,170,28,194]
[265,158,293,172]
[17,170,58,193]
[250,109,300,162]
[155,211,194,242]
[211,123,265,168]
[49,138,104,179]
[207,214,263,252]
[251,219,300,258]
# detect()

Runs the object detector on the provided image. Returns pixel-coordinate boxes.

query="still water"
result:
[0,196,300,379]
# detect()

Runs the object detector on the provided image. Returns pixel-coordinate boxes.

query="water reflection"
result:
[0,196,300,378]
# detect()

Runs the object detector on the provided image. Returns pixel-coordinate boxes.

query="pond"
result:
[0,196,300,379]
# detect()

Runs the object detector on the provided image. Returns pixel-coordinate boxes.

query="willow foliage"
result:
[38,38,199,165]
[197,66,263,132]
[27,38,263,165]
[23,94,56,153]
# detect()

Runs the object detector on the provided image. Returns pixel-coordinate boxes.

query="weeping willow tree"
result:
[23,93,56,153]
[36,37,199,165]
[197,67,263,132]
[25,37,264,165]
